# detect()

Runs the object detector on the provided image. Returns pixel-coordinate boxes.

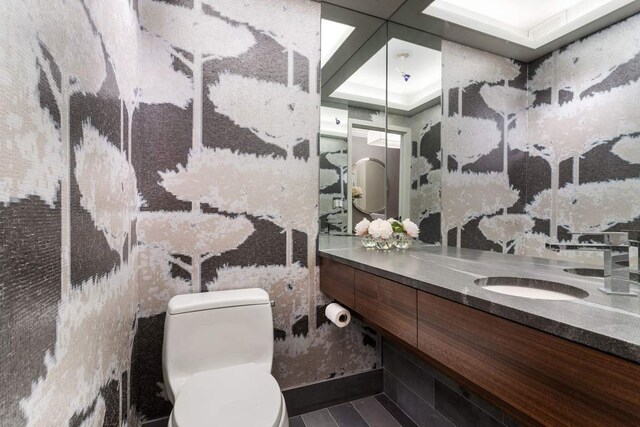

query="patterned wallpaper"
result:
[319,136,348,234]
[1,0,378,425]
[410,105,441,244]
[1,0,139,425]
[135,0,377,419]
[440,13,640,262]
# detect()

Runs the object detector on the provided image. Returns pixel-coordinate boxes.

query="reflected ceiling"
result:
[330,38,441,112]
[321,19,355,67]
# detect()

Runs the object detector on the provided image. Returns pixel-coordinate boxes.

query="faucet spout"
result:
[546,232,638,297]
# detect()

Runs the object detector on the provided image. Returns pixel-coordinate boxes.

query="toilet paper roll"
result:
[325,303,351,328]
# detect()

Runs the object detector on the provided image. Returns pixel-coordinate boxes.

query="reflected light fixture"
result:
[395,52,411,82]
[367,131,402,149]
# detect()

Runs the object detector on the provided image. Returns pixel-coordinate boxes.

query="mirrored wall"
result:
[319,6,442,243]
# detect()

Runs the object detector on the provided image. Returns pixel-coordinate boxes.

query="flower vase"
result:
[375,237,393,250]
[393,232,412,249]
[361,235,376,248]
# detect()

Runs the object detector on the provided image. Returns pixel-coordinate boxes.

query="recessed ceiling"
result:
[321,19,355,67]
[330,38,441,112]
[423,0,636,48]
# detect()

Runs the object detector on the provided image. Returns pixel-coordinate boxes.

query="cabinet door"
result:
[355,270,417,346]
[319,257,355,307]
[417,291,640,426]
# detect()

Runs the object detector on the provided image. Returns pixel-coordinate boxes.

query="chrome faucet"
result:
[546,232,638,297]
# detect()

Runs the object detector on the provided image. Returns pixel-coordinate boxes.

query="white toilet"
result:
[162,288,288,427]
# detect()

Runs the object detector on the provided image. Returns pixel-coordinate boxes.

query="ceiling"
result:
[322,0,640,62]
[429,0,586,32]
[423,0,636,49]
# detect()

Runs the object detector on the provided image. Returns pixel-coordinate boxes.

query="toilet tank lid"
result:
[168,289,270,315]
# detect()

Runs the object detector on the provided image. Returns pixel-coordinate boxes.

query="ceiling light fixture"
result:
[395,52,411,82]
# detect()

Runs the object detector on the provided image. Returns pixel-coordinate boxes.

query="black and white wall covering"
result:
[440,14,640,261]
[135,0,377,420]
[319,136,348,233]
[1,0,378,425]
[410,104,441,244]
[1,0,140,425]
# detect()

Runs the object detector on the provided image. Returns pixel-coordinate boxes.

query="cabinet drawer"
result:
[319,257,355,307]
[355,270,417,346]
[417,291,640,426]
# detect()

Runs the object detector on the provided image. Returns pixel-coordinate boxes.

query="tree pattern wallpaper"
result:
[440,14,640,262]
[4,0,640,424]
[1,0,378,425]
[1,0,140,425]
[319,136,348,234]
[410,105,441,244]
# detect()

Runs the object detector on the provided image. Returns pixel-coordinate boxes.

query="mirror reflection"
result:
[352,157,386,215]
[386,23,443,243]
[319,5,443,242]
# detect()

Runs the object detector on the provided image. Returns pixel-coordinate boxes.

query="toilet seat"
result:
[171,363,284,427]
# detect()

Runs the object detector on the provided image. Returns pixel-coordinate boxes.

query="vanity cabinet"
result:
[319,256,640,426]
[319,257,355,307]
[354,270,417,346]
[417,291,640,426]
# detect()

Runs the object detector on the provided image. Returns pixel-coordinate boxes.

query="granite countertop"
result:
[319,235,640,364]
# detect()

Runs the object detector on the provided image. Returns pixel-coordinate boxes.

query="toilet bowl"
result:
[163,289,288,427]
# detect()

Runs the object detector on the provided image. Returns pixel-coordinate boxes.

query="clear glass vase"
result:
[375,237,393,250]
[393,232,412,249]
[361,234,376,248]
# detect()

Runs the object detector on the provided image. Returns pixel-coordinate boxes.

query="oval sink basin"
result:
[475,277,589,300]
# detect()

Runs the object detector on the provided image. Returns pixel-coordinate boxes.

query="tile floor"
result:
[290,394,418,427]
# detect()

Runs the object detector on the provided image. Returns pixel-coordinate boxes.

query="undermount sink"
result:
[475,277,589,301]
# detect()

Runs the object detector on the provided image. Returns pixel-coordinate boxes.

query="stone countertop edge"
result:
[318,237,640,365]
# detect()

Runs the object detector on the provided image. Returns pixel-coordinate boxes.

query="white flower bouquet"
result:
[354,218,419,249]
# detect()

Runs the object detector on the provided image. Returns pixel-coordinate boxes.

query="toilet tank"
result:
[162,288,274,402]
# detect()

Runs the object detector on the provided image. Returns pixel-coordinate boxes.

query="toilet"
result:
[162,288,288,427]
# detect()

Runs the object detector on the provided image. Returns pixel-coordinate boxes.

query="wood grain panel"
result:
[417,291,640,426]
[355,270,417,346]
[319,257,355,307]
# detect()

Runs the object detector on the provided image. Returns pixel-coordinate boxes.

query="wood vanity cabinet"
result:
[417,291,640,426]
[319,258,417,345]
[354,270,417,346]
[319,256,640,426]
[319,257,355,307]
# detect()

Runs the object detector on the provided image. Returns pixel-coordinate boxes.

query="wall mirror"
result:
[319,5,443,242]
[319,4,386,234]
[385,22,442,244]
[352,157,386,215]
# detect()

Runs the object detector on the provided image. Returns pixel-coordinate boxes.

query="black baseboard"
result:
[283,369,384,417]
